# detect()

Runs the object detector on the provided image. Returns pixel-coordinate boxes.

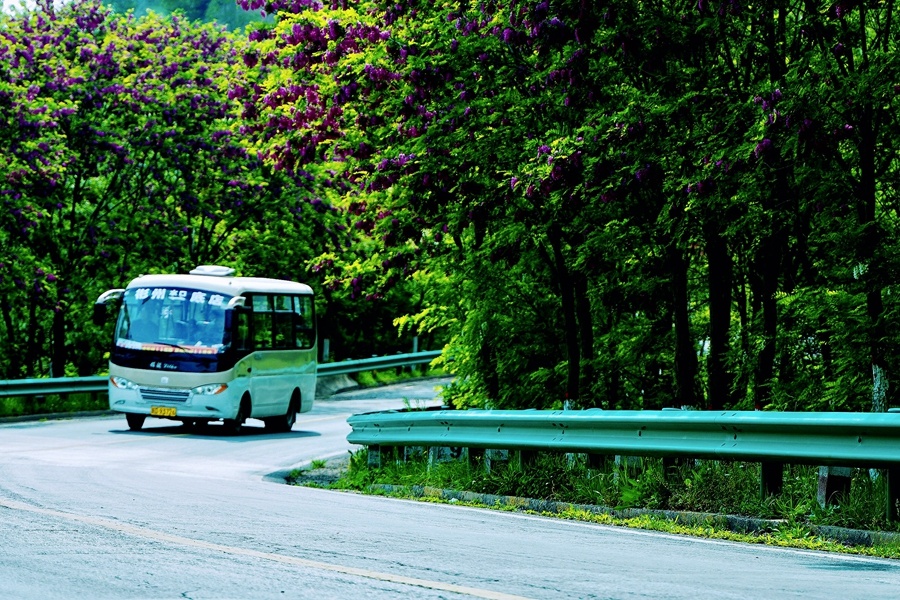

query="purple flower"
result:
[510,176,518,189]
[753,138,773,158]
[635,165,651,182]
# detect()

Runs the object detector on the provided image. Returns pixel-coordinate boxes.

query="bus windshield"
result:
[115,287,233,354]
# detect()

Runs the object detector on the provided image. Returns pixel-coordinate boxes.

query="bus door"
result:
[248,294,293,415]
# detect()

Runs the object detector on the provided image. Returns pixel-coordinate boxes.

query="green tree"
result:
[0,0,330,376]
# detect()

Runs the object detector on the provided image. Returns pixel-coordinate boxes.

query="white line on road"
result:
[0,497,532,600]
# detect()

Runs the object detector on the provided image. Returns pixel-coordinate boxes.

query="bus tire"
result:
[224,396,249,436]
[265,392,298,433]
[125,413,145,431]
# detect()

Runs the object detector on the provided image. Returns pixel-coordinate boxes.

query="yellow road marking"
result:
[0,498,531,600]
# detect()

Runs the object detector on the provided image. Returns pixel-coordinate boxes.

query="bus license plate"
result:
[150,406,177,417]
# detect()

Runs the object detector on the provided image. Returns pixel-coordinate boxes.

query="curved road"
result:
[1,378,899,599]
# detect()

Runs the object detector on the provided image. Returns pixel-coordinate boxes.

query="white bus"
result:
[94,265,316,434]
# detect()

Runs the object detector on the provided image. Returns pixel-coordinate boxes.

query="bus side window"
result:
[293,295,314,349]
[252,295,273,349]
[273,295,293,349]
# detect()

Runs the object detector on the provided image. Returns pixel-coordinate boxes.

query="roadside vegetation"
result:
[290,448,900,557]
[5,0,900,415]
[0,392,108,418]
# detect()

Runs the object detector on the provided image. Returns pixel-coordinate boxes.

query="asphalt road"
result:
[2,378,900,599]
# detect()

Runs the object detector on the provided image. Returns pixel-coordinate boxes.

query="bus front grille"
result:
[140,388,190,403]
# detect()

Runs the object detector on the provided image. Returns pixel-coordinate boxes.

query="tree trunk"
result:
[857,105,887,412]
[51,306,67,378]
[478,336,500,404]
[548,224,580,404]
[25,293,39,377]
[753,239,780,410]
[0,297,21,378]
[574,274,595,406]
[671,241,700,408]
[605,312,621,409]
[706,224,733,410]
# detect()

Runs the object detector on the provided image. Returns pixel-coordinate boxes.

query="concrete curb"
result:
[366,483,900,548]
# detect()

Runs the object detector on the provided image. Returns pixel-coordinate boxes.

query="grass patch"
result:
[0,393,108,418]
[312,448,900,557]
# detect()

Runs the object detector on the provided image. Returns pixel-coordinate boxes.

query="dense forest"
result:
[3,0,900,414]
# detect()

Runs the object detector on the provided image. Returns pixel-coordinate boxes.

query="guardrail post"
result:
[662,457,686,481]
[485,449,509,473]
[465,448,485,470]
[816,466,852,508]
[587,454,611,472]
[760,462,784,498]
[513,450,537,469]
[428,446,461,471]
[614,455,642,483]
[367,445,382,468]
[404,446,426,462]
[24,395,38,415]
[887,467,900,523]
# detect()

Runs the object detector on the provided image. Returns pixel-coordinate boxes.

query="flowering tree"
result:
[234,0,900,412]
[7,0,900,412]
[235,0,709,408]
[0,0,325,377]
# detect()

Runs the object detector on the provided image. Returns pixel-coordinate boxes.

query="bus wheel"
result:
[223,396,249,435]
[125,413,145,431]
[265,392,298,433]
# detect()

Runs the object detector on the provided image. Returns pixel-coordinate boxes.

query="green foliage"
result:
[0,393,107,417]
[8,0,900,413]
[0,0,421,379]
[668,460,768,516]
[332,450,900,534]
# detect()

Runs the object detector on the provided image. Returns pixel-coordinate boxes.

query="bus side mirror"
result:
[93,289,124,327]
[92,303,107,327]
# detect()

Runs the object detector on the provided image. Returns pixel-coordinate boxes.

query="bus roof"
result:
[125,273,314,297]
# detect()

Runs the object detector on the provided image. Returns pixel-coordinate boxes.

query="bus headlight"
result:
[192,383,228,396]
[110,376,138,390]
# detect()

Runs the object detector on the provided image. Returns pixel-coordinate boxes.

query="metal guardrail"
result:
[346,408,900,520]
[0,350,443,399]
[347,408,900,468]
[0,376,109,398]
[317,351,442,377]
